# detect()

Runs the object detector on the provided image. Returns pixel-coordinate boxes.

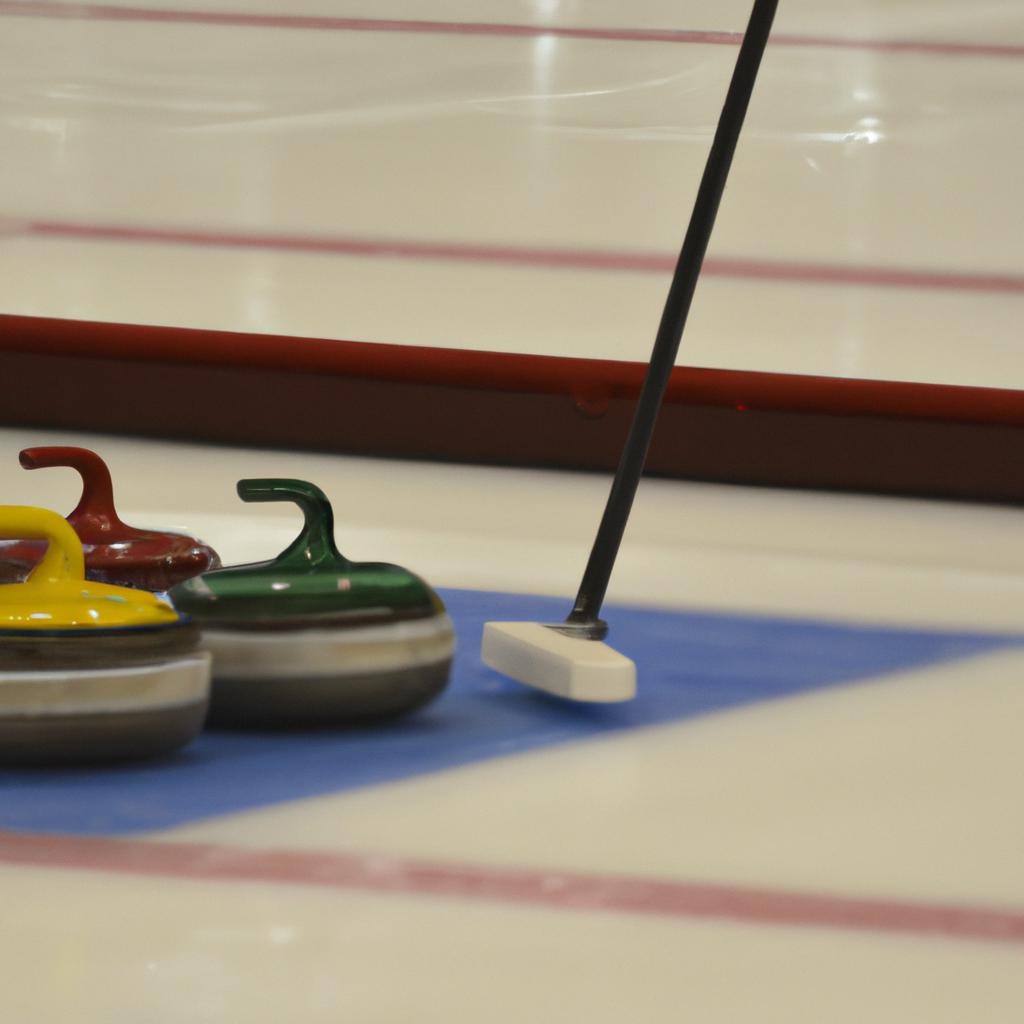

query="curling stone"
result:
[168,479,454,727]
[0,446,220,589]
[0,506,210,765]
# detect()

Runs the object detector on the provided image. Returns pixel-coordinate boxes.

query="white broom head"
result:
[482,621,635,703]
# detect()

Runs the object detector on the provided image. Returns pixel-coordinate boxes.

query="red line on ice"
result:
[1,831,1023,945]
[1,2,1021,59]
[19,219,1024,296]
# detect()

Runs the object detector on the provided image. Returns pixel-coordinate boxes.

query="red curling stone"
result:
[0,446,220,590]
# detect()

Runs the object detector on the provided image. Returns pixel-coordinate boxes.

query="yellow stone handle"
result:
[0,506,85,584]
[0,505,180,629]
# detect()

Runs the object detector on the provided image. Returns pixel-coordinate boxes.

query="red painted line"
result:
[19,219,1024,297]
[1,1,1021,59]
[1,831,1023,945]
[704,256,1024,296]
[769,32,1024,60]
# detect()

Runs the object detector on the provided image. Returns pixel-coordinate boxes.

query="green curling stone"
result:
[169,479,454,727]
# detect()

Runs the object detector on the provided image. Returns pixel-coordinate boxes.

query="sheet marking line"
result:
[0,2,1021,60]
[2,832,1022,946]
[11,220,1024,297]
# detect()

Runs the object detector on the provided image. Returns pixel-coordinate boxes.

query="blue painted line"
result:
[0,588,1018,836]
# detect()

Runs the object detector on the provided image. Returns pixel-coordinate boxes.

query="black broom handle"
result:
[567,0,779,629]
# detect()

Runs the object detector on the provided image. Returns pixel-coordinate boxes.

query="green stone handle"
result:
[236,479,351,572]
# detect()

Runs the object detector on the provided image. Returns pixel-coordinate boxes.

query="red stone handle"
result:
[19,446,140,542]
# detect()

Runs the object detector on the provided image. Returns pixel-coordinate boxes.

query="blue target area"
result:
[1,588,1018,835]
